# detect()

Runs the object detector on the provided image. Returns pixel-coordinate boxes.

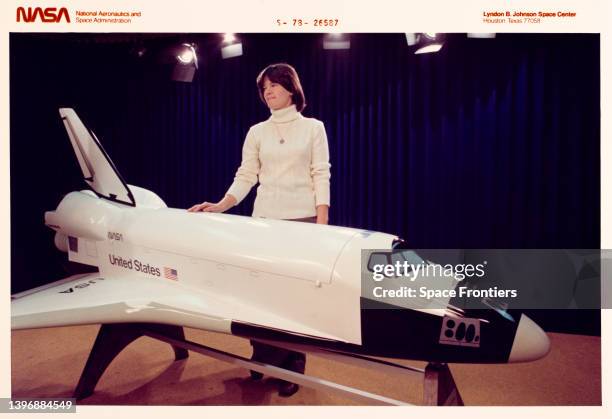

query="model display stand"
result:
[73,322,463,406]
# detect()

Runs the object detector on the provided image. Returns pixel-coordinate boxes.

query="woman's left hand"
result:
[316,205,329,225]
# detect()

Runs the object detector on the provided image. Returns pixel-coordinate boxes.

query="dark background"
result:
[10,33,600,334]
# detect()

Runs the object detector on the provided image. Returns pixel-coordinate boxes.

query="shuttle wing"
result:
[11,273,344,342]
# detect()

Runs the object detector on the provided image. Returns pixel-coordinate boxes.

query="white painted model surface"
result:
[14,188,464,344]
[14,188,397,344]
[11,108,551,364]
[508,314,551,362]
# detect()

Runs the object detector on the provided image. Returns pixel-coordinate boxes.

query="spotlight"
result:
[414,43,444,54]
[177,48,195,64]
[323,33,350,50]
[221,42,243,59]
[405,33,418,46]
[467,33,496,38]
[407,33,445,55]
[220,34,243,59]
[172,43,198,82]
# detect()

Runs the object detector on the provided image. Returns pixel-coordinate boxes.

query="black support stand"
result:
[73,323,188,400]
[423,362,464,406]
[71,323,463,406]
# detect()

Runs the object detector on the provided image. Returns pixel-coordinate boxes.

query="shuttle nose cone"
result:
[508,314,551,362]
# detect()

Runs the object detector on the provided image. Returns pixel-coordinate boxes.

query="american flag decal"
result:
[163,267,178,281]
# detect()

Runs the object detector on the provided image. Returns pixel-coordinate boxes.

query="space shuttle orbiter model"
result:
[11,108,550,366]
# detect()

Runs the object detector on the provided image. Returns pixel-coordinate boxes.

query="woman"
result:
[188,63,331,397]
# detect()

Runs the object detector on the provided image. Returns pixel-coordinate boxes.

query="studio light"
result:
[172,43,198,82]
[177,47,195,64]
[467,33,496,39]
[414,43,444,54]
[221,33,243,59]
[406,33,445,55]
[405,33,418,46]
[323,33,350,50]
[176,43,197,65]
[221,43,243,59]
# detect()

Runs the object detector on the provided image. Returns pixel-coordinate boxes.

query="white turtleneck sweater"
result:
[226,105,331,219]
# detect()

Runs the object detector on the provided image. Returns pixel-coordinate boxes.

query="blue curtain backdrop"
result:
[10,33,600,333]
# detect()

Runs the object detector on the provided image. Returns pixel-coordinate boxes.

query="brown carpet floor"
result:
[11,325,601,406]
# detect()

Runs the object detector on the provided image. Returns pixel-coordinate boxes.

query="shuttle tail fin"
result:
[59,108,136,206]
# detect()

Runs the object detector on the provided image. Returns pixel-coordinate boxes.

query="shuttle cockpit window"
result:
[367,252,389,272]
[391,250,424,267]
[366,249,426,273]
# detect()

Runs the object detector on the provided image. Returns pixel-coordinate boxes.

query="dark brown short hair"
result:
[256,63,306,112]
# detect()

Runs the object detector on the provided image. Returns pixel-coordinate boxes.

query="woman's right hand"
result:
[187,201,223,212]
[187,195,237,213]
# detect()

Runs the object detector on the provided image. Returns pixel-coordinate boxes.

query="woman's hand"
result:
[316,205,329,225]
[187,201,225,212]
[188,195,237,213]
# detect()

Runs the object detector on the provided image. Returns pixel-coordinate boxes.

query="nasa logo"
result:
[16,7,70,23]
[107,231,123,241]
